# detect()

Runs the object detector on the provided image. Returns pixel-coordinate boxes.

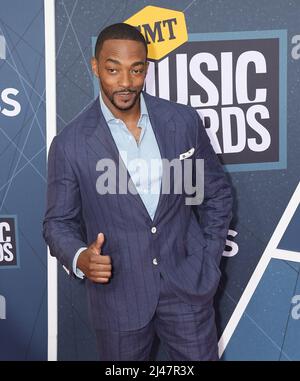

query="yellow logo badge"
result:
[124,6,188,61]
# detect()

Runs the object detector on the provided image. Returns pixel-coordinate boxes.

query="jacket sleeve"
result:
[43,136,87,272]
[192,110,233,265]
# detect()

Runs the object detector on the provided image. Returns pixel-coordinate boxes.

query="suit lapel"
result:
[143,93,177,223]
[85,100,119,163]
[85,99,151,221]
[85,95,177,224]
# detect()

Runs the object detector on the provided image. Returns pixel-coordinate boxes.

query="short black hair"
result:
[94,23,148,58]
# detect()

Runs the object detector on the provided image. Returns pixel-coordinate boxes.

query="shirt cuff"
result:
[73,247,87,279]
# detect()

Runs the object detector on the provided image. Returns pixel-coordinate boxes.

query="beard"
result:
[105,88,142,111]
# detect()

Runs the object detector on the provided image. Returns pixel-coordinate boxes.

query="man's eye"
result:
[131,69,143,74]
[108,68,117,73]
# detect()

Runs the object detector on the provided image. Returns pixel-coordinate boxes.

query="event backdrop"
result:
[0,0,47,360]
[55,0,300,361]
[1,0,300,361]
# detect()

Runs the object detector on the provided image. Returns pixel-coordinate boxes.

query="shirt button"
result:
[151,227,157,234]
[153,258,158,265]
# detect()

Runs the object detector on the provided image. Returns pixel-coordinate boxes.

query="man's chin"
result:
[112,97,137,111]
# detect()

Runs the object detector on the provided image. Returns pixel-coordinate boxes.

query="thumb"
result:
[94,232,105,254]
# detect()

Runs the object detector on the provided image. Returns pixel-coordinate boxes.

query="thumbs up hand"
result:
[77,233,112,283]
[91,232,105,255]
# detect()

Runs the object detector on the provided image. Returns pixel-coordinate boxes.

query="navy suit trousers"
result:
[95,275,219,361]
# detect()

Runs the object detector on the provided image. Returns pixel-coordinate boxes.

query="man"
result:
[43,23,232,361]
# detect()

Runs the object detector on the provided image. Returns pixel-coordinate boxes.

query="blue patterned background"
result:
[0,0,47,360]
[55,0,300,361]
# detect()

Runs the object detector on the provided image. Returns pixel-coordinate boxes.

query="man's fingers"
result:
[89,263,112,272]
[87,239,112,284]
[90,247,99,256]
[90,270,111,278]
[92,277,110,283]
[90,254,111,264]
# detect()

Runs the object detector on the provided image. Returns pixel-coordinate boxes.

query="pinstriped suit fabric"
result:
[43,92,232,359]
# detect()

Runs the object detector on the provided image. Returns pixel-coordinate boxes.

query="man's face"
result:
[91,39,148,112]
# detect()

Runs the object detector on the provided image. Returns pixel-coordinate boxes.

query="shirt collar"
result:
[99,90,148,124]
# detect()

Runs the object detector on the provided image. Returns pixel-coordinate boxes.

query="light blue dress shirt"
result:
[99,91,162,219]
[73,92,162,277]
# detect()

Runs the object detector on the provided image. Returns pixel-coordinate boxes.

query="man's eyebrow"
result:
[105,58,146,67]
[105,58,121,65]
[131,61,146,67]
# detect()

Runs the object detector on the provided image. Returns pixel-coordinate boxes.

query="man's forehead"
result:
[102,38,144,47]
[100,39,146,56]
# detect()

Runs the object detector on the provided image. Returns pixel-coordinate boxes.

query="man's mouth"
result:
[115,91,135,101]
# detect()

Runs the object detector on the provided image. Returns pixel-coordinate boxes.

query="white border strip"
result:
[219,182,300,358]
[272,249,300,263]
[44,0,57,361]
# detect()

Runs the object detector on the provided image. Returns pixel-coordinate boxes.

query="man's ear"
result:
[91,57,99,78]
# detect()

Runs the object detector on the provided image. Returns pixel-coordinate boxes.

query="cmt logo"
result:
[0,216,19,268]
[0,295,6,319]
[125,6,187,60]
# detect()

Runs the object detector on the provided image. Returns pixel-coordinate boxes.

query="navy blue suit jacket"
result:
[43,92,233,331]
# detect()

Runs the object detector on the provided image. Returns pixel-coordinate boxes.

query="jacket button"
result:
[153,258,158,265]
[151,227,157,234]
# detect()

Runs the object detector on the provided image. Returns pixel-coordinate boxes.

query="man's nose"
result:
[118,71,131,88]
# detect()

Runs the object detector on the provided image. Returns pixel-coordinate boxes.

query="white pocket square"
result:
[179,147,195,160]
